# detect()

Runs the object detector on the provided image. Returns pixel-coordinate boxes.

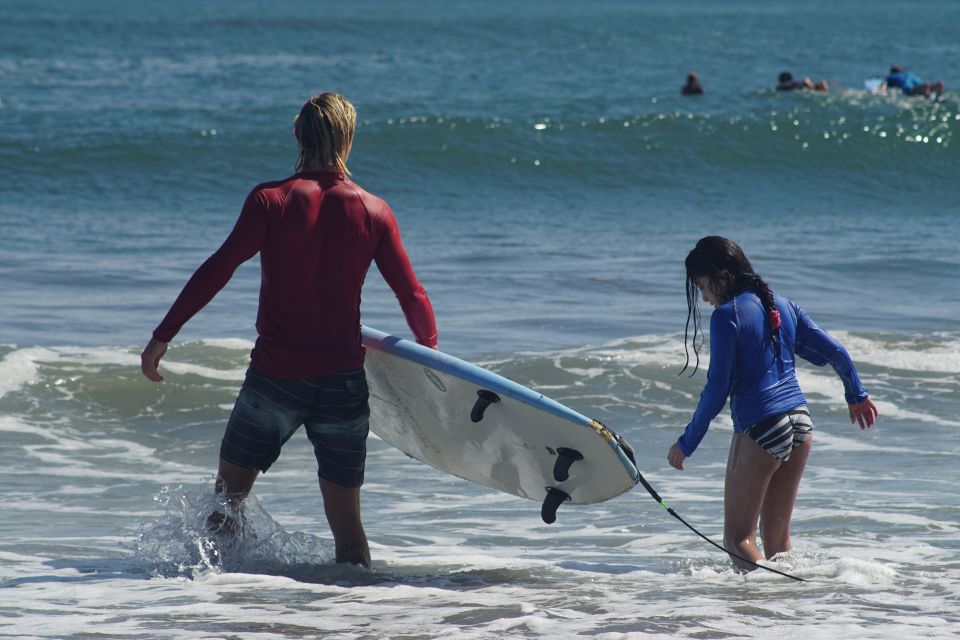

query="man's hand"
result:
[140,337,168,382]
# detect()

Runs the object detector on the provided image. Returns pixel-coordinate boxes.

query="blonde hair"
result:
[294,93,356,174]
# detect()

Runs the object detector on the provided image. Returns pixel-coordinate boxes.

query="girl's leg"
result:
[759,436,812,559]
[724,433,781,571]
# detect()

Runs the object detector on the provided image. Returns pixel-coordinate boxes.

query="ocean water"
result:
[2,1,959,638]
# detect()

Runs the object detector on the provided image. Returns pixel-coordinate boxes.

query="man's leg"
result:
[207,457,259,532]
[724,433,781,572]
[320,478,371,569]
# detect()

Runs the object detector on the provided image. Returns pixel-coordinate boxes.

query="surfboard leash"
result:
[634,471,806,582]
[613,433,806,582]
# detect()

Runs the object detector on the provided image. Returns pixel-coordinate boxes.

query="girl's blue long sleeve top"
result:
[677,291,869,457]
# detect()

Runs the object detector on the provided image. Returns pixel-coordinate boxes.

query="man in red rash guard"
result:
[140,93,437,569]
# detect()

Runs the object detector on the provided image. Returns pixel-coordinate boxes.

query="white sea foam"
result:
[572,333,691,368]
[149,360,247,381]
[0,414,58,439]
[562,366,607,378]
[0,346,43,400]
[872,399,960,427]
[3,501,958,640]
[198,337,255,350]
[797,368,960,427]
[536,332,960,430]
[808,430,895,454]
[0,344,247,386]
[28,345,141,367]
[575,331,960,377]
[827,557,898,586]
[833,331,960,374]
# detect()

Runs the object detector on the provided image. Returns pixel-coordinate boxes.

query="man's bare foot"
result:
[206,510,241,537]
[335,539,371,569]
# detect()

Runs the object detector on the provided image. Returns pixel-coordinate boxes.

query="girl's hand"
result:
[667,443,687,471]
[848,397,878,430]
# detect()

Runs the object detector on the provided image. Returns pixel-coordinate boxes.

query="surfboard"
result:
[361,327,640,523]
[863,77,941,102]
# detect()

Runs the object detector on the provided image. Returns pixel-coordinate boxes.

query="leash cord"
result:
[636,471,806,582]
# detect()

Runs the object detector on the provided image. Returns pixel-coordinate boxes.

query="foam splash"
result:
[681,548,898,587]
[130,485,336,581]
[827,557,898,587]
[0,346,43,400]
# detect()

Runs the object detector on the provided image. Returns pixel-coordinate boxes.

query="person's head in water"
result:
[682,71,704,95]
[294,93,357,174]
[680,236,780,376]
[778,71,794,85]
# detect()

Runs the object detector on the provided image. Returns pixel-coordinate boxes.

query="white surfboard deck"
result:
[863,78,884,93]
[362,327,640,522]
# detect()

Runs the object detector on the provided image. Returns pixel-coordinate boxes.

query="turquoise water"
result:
[2,1,959,638]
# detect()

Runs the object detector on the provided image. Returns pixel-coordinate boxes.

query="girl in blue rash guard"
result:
[667,236,878,573]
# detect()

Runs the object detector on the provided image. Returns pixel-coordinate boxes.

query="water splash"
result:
[130,485,336,580]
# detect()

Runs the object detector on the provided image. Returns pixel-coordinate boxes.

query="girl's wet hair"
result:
[294,93,356,174]
[680,236,780,376]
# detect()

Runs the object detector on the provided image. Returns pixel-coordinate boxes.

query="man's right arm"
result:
[152,190,268,344]
[143,192,267,383]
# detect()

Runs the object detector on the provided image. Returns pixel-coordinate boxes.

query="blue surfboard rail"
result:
[361,326,641,484]
[362,326,593,425]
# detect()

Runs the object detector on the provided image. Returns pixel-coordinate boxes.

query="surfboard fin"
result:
[470,389,501,422]
[615,433,636,465]
[552,447,584,482]
[541,487,571,524]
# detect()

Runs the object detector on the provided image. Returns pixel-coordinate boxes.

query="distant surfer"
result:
[776,71,828,92]
[667,236,877,573]
[140,92,439,569]
[682,71,704,96]
[883,65,944,101]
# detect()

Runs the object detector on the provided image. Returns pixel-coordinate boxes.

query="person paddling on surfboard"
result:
[883,65,944,102]
[140,92,439,569]
[776,71,828,92]
[667,236,877,573]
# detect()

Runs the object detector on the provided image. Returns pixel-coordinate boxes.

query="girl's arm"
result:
[791,301,869,405]
[676,305,738,457]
